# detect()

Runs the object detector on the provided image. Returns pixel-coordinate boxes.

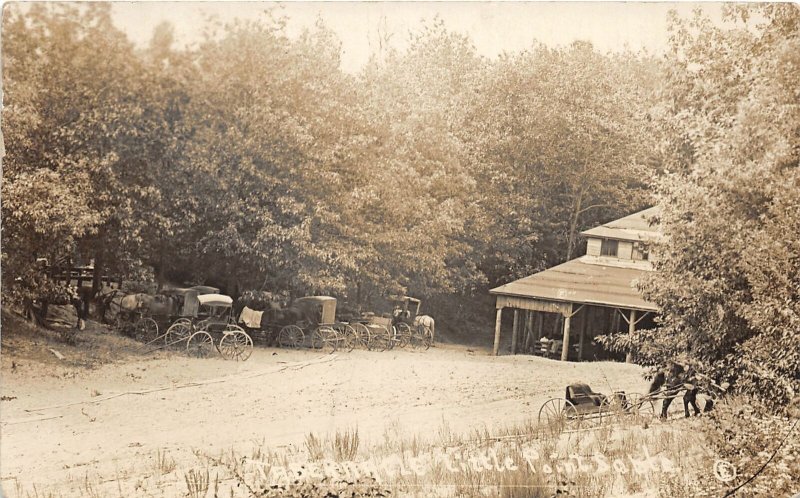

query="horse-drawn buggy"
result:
[239,296,357,354]
[538,371,728,432]
[112,293,171,342]
[111,286,253,361]
[110,285,218,342]
[345,296,434,351]
[182,294,253,360]
[537,383,655,431]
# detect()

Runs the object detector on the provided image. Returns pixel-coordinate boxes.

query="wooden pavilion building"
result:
[489,207,661,361]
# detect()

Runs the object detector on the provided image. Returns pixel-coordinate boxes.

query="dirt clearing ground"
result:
[1,319,650,496]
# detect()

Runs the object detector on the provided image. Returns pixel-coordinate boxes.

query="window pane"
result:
[601,239,618,257]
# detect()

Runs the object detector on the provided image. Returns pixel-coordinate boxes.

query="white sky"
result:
[110,2,724,73]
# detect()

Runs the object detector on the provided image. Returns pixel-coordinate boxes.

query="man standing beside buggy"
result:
[648,359,726,419]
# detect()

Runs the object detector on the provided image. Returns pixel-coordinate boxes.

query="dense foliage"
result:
[625,5,800,409]
[2,6,654,312]
[701,396,800,496]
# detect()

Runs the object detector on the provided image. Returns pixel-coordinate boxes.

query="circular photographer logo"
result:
[713,459,737,483]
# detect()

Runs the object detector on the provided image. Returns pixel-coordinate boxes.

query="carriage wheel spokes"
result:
[218,327,253,361]
[538,398,581,434]
[134,317,159,342]
[165,320,194,347]
[278,325,304,349]
[382,326,395,351]
[351,323,371,349]
[368,326,391,352]
[396,322,412,348]
[410,324,432,350]
[626,392,656,420]
[311,326,338,354]
[186,331,215,358]
[336,324,356,353]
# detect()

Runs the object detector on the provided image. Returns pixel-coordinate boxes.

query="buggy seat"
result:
[566,383,608,407]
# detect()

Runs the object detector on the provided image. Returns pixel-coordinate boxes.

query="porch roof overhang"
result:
[490,257,659,313]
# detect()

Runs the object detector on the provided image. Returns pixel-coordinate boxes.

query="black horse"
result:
[648,362,710,418]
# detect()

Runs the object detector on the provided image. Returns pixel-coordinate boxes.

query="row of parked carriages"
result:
[112,288,433,361]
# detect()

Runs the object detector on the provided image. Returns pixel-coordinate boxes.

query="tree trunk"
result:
[155,248,165,293]
[91,250,104,299]
[565,190,584,261]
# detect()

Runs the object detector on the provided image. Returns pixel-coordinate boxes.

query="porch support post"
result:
[524,311,533,352]
[493,307,503,356]
[535,312,543,342]
[561,304,573,361]
[511,309,519,355]
[579,307,590,361]
[626,309,637,363]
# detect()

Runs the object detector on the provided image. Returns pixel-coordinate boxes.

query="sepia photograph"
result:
[1,1,799,497]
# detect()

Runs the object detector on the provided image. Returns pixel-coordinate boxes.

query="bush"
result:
[700,396,800,496]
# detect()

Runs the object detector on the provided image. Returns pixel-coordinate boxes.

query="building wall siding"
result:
[618,241,633,260]
[586,238,601,257]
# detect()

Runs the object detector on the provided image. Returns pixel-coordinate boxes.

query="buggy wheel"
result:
[368,326,391,352]
[336,324,356,353]
[538,398,581,433]
[311,326,338,354]
[626,392,656,420]
[351,323,371,349]
[278,325,304,349]
[134,317,159,342]
[219,329,253,361]
[396,322,412,348]
[186,331,215,358]
[172,318,193,328]
[410,325,432,350]
[165,321,193,346]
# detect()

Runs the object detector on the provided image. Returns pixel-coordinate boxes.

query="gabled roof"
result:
[490,257,659,312]
[581,206,661,242]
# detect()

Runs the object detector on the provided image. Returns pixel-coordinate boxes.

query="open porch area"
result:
[489,257,659,361]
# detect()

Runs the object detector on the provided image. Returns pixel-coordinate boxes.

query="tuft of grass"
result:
[305,432,325,461]
[82,472,100,498]
[153,448,177,475]
[251,438,266,460]
[184,467,210,498]
[333,426,360,461]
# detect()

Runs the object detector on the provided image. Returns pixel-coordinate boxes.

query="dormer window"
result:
[600,239,618,257]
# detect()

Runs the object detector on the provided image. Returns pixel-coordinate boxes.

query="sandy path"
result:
[1,344,648,496]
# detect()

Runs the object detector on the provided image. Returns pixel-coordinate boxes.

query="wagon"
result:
[537,383,655,431]
[275,296,356,353]
[184,294,254,361]
[137,285,221,347]
[114,285,222,346]
[112,294,162,342]
[348,296,432,351]
[388,296,433,350]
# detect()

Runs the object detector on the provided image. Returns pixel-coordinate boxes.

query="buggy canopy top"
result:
[293,296,337,325]
[162,285,220,297]
[198,294,233,307]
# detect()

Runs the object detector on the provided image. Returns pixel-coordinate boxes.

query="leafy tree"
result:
[635,4,800,408]
[462,42,659,283]
[355,18,488,306]
[3,4,156,297]
[160,16,377,297]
